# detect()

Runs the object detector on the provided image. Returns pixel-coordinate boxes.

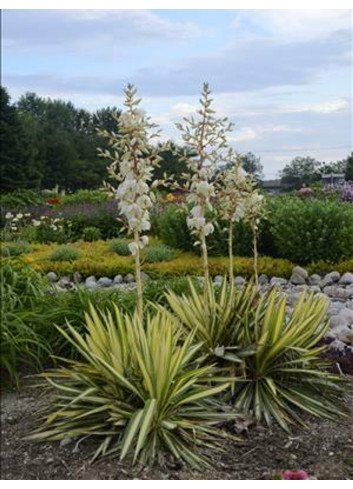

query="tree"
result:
[344,152,353,181]
[238,152,263,181]
[280,156,321,190]
[152,141,190,183]
[0,87,43,191]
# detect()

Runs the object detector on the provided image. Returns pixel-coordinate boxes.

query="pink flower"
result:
[283,470,310,480]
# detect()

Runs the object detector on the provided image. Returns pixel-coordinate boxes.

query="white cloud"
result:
[229,127,257,143]
[236,10,352,41]
[280,98,351,114]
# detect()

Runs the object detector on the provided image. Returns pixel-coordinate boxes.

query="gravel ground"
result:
[1,379,353,480]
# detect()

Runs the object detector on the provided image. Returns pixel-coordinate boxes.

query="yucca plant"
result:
[29,305,238,466]
[164,280,347,430]
[164,278,261,363]
[232,289,347,430]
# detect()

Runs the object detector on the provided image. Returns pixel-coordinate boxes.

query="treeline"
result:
[1,86,352,193]
[0,86,188,193]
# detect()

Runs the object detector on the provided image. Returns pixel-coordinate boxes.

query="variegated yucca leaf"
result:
[164,279,347,430]
[29,304,239,466]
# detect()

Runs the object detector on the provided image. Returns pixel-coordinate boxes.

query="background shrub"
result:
[82,226,101,242]
[268,197,353,264]
[143,245,176,263]
[59,189,111,206]
[50,245,82,262]
[108,239,131,256]
[1,240,32,257]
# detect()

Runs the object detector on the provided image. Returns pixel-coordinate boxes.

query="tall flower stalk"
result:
[175,83,233,286]
[243,187,266,286]
[217,159,251,283]
[97,84,161,322]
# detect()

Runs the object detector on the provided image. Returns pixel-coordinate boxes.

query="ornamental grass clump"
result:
[50,245,82,262]
[98,84,162,321]
[29,305,238,466]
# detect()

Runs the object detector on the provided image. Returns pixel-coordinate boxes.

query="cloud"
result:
[2,9,200,54]
[279,99,351,114]
[229,127,258,143]
[4,27,351,99]
[234,9,352,41]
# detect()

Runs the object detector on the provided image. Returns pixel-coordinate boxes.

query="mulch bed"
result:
[1,378,353,480]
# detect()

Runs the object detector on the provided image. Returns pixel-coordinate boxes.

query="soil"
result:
[1,379,353,480]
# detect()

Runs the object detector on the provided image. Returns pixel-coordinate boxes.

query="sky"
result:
[2,9,353,178]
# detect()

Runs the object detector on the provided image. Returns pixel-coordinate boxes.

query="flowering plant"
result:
[175,83,233,284]
[97,84,162,320]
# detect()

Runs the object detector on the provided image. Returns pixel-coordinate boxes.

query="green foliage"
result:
[0,189,45,208]
[108,239,131,256]
[280,156,322,190]
[0,258,50,384]
[268,197,353,264]
[29,306,236,466]
[232,289,346,430]
[165,280,347,430]
[1,240,31,257]
[165,279,259,357]
[81,226,102,242]
[59,189,111,206]
[50,245,82,262]
[143,245,176,263]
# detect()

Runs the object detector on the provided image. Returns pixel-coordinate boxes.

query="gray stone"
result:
[333,325,353,345]
[270,277,288,286]
[85,276,97,288]
[327,301,345,316]
[329,339,349,353]
[336,287,352,301]
[141,272,150,281]
[292,266,308,280]
[214,275,224,285]
[308,274,321,286]
[124,273,135,284]
[329,315,349,329]
[58,276,71,289]
[113,274,123,284]
[339,272,353,286]
[234,276,245,286]
[258,274,269,285]
[46,272,58,282]
[97,277,113,287]
[309,285,321,294]
[286,293,302,307]
[323,285,338,298]
[320,276,334,289]
[73,272,82,283]
[327,271,340,283]
[290,273,306,285]
[338,308,353,325]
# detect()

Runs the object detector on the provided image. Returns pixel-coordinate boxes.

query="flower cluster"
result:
[98,85,161,255]
[217,160,252,224]
[175,84,233,282]
[5,212,31,232]
[31,215,70,232]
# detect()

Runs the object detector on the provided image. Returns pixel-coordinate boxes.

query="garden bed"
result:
[1,379,353,480]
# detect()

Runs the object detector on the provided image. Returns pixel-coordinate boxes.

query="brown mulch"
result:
[1,380,353,480]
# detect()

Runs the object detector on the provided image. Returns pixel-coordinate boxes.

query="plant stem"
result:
[134,230,143,323]
[228,221,234,284]
[252,225,258,287]
[200,231,210,288]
